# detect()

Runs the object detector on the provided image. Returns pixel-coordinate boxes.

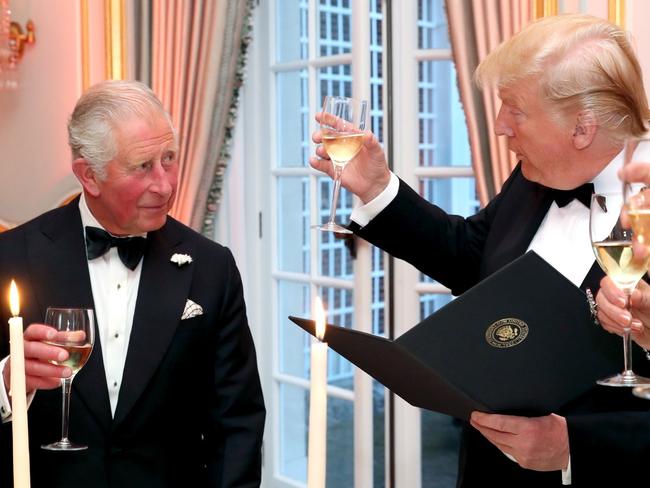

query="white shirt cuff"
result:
[0,356,36,423]
[562,456,572,485]
[501,448,571,485]
[350,172,399,227]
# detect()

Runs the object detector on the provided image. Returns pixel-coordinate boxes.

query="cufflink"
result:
[586,288,600,326]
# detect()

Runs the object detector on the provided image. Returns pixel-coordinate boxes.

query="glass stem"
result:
[622,292,635,381]
[328,162,344,224]
[60,377,73,445]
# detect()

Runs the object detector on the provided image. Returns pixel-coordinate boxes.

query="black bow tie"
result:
[85,226,147,270]
[551,183,594,208]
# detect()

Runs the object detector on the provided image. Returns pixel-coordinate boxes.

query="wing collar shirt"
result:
[350,151,624,485]
[78,193,145,416]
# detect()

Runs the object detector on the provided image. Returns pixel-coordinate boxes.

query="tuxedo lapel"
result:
[481,176,553,277]
[113,221,195,427]
[28,200,113,433]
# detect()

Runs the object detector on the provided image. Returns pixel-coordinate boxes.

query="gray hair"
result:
[67,80,176,179]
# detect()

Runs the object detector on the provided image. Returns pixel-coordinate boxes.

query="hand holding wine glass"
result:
[313,96,368,234]
[590,189,650,387]
[41,307,94,451]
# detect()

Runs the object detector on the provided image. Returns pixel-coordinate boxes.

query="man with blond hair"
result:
[311,14,650,486]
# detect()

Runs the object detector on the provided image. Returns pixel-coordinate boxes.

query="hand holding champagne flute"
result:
[314,96,368,234]
[41,307,94,451]
[590,189,650,387]
[620,132,650,398]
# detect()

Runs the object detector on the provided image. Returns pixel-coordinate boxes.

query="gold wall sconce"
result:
[9,19,35,61]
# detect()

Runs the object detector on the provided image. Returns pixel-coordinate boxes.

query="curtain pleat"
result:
[146,0,255,231]
[446,0,531,205]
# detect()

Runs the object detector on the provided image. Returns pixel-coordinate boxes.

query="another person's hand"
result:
[2,323,72,394]
[596,277,650,349]
[310,113,391,203]
[619,161,650,187]
[470,411,569,471]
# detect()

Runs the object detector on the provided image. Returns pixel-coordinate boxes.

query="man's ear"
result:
[572,110,598,150]
[71,158,101,197]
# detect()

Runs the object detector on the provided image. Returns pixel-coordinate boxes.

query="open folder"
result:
[290,251,622,420]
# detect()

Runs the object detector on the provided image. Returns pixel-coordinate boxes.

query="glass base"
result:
[312,222,353,234]
[632,386,650,400]
[41,440,87,451]
[596,372,650,387]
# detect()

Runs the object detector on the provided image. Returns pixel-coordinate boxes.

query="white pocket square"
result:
[181,299,203,320]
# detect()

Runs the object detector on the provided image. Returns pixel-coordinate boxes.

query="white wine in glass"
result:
[622,133,650,398]
[41,307,95,451]
[590,192,650,386]
[315,95,368,234]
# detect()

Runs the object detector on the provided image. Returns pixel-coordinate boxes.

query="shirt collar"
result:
[591,149,623,194]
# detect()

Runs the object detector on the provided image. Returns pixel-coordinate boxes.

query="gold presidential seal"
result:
[485,318,529,348]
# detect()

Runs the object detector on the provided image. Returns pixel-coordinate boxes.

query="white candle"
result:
[8,280,30,488]
[307,296,327,488]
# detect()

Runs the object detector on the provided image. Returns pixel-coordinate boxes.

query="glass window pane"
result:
[419,294,461,486]
[318,65,353,102]
[278,388,356,487]
[419,293,452,318]
[418,177,479,284]
[276,0,309,62]
[422,410,462,487]
[418,61,469,167]
[317,177,353,278]
[279,383,308,481]
[372,245,385,336]
[418,177,479,216]
[278,177,310,274]
[277,70,309,167]
[278,281,310,378]
[418,0,450,49]
[326,396,354,487]
[318,1,352,57]
[370,1,384,141]
[373,382,386,488]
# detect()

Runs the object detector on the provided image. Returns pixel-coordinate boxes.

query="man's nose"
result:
[149,163,174,196]
[495,107,514,137]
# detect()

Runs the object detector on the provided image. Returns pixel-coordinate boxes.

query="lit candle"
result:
[8,280,30,488]
[307,296,327,488]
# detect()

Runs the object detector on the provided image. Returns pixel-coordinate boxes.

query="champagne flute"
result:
[41,307,95,451]
[621,133,650,397]
[590,191,650,386]
[314,95,368,234]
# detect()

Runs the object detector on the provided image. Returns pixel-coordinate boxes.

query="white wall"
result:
[0,0,83,227]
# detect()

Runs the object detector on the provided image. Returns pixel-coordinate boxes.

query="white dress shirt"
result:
[79,194,145,416]
[350,152,624,485]
[0,194,145,420]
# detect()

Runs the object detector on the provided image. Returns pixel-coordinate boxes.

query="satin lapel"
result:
[113,221,195,427]
[28,200,112,433]
[482,180,553,276]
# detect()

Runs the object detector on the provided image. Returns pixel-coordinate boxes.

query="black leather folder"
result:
[289,251,622,420]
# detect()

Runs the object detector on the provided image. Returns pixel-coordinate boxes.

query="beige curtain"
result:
[149,0,255,232]
[446,0,531,205]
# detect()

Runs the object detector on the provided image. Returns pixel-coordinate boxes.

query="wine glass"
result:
[590,191,650,386]
[314,95,368,234]
[41,307,95,451]
[622,133,650,397]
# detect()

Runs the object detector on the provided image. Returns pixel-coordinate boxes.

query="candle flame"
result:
[9,280,20,317]
[314,296,326,341]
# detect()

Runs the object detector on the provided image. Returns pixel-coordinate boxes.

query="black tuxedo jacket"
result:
[355,165,650,487]
[0,198,265,487]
